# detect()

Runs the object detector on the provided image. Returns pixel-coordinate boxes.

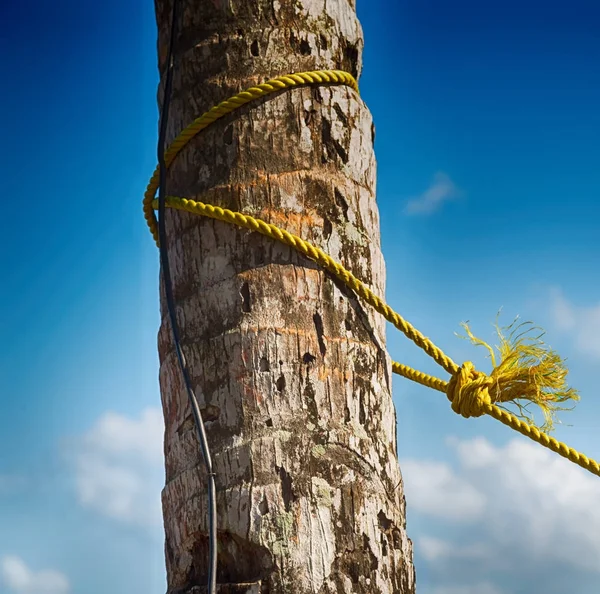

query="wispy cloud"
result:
[0,556,70,594]
[69,407,164,529]
[549,287,600,360]
[404,172,461,215]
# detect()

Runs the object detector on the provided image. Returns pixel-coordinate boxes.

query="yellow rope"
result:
[143,70,358,246]
[143,70,599,478]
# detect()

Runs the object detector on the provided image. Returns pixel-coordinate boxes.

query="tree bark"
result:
[154,1,415,593]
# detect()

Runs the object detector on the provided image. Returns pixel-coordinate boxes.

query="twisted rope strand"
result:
[144,70,599,478]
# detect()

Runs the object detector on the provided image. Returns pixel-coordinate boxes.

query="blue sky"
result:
[1,1,599,593]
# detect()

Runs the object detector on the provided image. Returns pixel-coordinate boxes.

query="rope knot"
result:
[446,361,495,418]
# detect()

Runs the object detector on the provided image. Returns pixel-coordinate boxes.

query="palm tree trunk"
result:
[154,1,415,592]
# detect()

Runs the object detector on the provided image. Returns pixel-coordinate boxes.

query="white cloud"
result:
[0,556,69,594]
[453,437,600,571]
[550,287,600,360]
[72,407,164,529]
[404,172,460,215]
[401,459,486,521]
[402,436,600,593]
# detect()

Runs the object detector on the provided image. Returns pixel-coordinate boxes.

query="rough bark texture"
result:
[154,1,415,593]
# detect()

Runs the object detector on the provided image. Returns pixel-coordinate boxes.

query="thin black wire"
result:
[156,0,218,591]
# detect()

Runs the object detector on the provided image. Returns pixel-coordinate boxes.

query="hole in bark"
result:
[381,533,388,556]
[278,359,283,366]
[334,188,349,219]
[344,405,351,423]
[348,560,360,584]
[250,40,260,56]
[302,352,316,365]
[319,34,328,50]
[359,389,366,425]
[276,374,286,391]
[303,380,319,422]
[259,496,269,515]
[289,31,311,57]
[240,282,251,312]
[322,118,349,164]
[259,357,270,372]
[299,39,311,55]
[237,28,244,37]
[335,141,348,164]
[378,510,393,532]
[344,42,360,78]
[344,319,352,331]
[323,216,332,239]
[392,528,402,550]
[265,418,273,427]
[333,103,348,126]
[276,466,295,512]
[313,312,327,357]
[224,124,234,145]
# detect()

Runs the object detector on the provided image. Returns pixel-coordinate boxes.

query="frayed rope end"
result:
[449,316,579,432]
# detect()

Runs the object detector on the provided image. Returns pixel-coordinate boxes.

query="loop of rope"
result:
[143,69,358,246]
[143,70,599,478]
